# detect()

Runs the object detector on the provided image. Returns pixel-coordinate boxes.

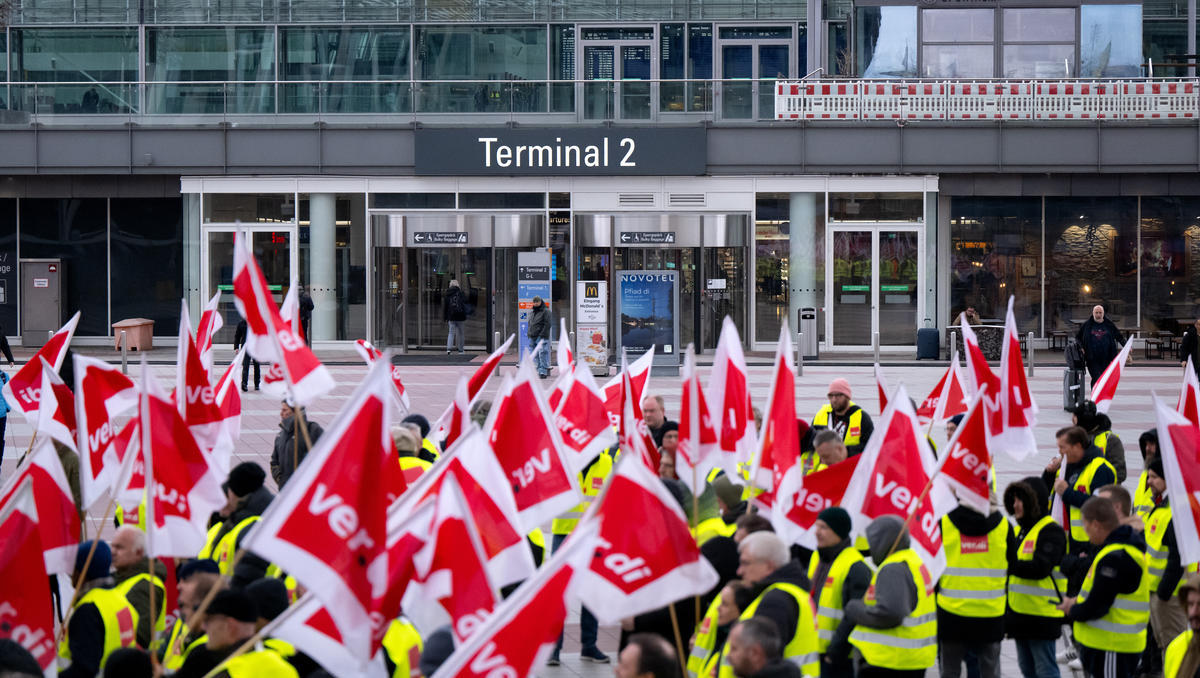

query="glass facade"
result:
[856,6,917,78]
[414,25,548,113]
[1080,4,1143,77]
[1144,0,1188,77]
[949,198,1042,330]
[146,27,276,114]
[280,26,411,113]
[11,28,138,113]
[921,8,993,78]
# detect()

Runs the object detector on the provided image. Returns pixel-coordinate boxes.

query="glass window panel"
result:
[829,193,923,222]
[718,27,791,40]
[280,26,409,80]
[1144,0,1186,18]
[949,197,1041,332]
[19,198,108,337]
[922,9,994,43]
[0,33,6,84]
[550,24,575,113]
[580,27,655,41]
[1137,198,1200,334]
[661,24,685,79]
[824,0,852,21]
[922,45,994,78]
[415,25,547,114]
[856,6,918,78]
[689,24,714,78]
[110,199,184,336]
[204,194,295,224]
[296,194,365,340]
[1003,44,1076,78]
[13,28,138,113]
[1046,198,1138,334]
[146,27,276,114]
[1080,5,1143,77]
[827,21,850,76]
[1145,19,1188,77]
[1002,8,1076,43]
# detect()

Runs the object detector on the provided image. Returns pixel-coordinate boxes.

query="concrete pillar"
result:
[308,193,337,342]
[789,192,821,330]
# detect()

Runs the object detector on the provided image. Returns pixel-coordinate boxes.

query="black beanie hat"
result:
[227,462,266,498]
[402,414,431,440]
[177,559,220,581]
[207,589,258,623]
[76,541,112,581]
[1147,454,1164,478]
[245,578,290,621]
[817,507,853,540]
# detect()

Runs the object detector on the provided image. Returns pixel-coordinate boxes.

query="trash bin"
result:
[112,318,155,351]
[798,307,819,360]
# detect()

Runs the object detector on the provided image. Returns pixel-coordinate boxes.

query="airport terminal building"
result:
[1,0,1198,357]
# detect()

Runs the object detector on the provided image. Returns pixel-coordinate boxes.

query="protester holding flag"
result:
[1044,425,1117,559]
[1002,477,1067,678]
[1164,574,1200,678]
[846,516,939,677]
[936,503,1010,678]
[270,403,324,488]
[60,541,139,678]
[723,532,818,678]
[812,378,873,456]
[197,461,274,585]
[806,507,869,677]
[1073,399,1127,483]
[1145,456,1191,660]
[1056,496,1151,677]
[110,525,167,648]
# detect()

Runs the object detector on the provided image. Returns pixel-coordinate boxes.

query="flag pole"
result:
[667,603,690,678]
[55,490,121,644]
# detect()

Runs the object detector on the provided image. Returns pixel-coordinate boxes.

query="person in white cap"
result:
[811,378,873,457]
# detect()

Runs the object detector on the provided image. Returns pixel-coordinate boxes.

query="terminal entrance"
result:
[575,214,748,353]
[370,213,544,351]
[203,225,294,344]
[828,226,923,348]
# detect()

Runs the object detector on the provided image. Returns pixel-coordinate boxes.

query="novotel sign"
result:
[414,127,707,176]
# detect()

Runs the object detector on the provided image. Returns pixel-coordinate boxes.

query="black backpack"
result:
[447,289,466,317]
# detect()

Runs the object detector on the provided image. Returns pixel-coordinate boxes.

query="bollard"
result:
[569,331,576,356]
[494,331,501,356]
[949,331,957,361]
[873,332,880,364]
[796,332,804,377]
[120,331,128,375]
[1027,331,1035,377]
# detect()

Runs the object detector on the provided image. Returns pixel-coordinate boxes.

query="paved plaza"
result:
[1,346,1184,677]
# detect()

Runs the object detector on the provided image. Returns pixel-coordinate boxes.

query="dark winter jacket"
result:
[527,300,551,341]
[60,578,118,678]
[1042,447,1116,554]
[1066,524,1145,623]
[744,559,812,650]
[810,538,871,660]
[1076,318,1124,370]
[233,320,248,351]
[937,507,1007,643]
[112,558,169,648]
[846,516,920,630]
[1180,326,1200,371]
[271,412,325,488]
[745,660,803,678]
[443,286,467,322]
[1075,409,1127,483]
[1004,477,1068,640]
[211,485,275,588]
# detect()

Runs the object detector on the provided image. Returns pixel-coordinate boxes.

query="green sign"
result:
[840,285,869,292]
[217,284,283,292]
[880,285,909,292]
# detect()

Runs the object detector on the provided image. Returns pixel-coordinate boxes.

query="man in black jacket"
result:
[733,532,813,662]
[1075,305,1126,387]
[444,280,468,355]
[937,503,1009,678]
[1180,317,1200,377]
[270,402,324,488]
[233,319,259,391]
[1042,426,1117,561]
[1004,477,1067,678]
[528,295,551,378]
[808,507,870,677]
[204,462,275,588]
[1057,496,1150,677]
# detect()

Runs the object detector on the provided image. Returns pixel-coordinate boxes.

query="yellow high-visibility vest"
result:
[1164,628,1195,678]
[1145,503,1185,597]
[381,619,424,678]
[113,572,167,638]
[849,549,938,670]
[58,587,139,671]
[807,546,865,653]
[937,517,1010,618]
[552,452,612,535]
[1006,516,1067,619]
[687,597,722,678]
[717,583,819,678]
[813,403,865,449]
[1073,542,1151,654]
[1133,471,1155,520]
[1056,456,1116,544]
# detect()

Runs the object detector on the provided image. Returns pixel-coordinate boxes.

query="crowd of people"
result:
[10,356,1200,678]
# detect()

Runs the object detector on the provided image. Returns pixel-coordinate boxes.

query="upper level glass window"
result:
[281,27,410,80]
[1001,8,1077,77]
[12,28,138,113]
[920,8,994,78]
[1081,4,1143,76]
[147,27,275,82]
[1003,8,1076,43]
[416,25,548,81]
[718,27,792,40]
[829,193,923,222]
[922,9,994,43]
[856,6,918,78]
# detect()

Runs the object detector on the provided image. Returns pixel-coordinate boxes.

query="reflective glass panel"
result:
[829,193,923,222]
[110,198,184,335]
[832,231,872,346]
[878,231,919,346]
[922,45,994,78]
[415,25,547,113]
[280,27,411,113]
[20,198,108,337]
[922,9,994,42]
[856,6,918,78]
[0,200,14,334]
[1080,5,1143,77]
[1145,19,1188,76]
[1003,44,1076,77]
[1045,198,1138,334]
[949,197,1042,332]
[1138,198,1200,333]
[13,28,138,113]
[1002,8,1076,42]
[146,27,276,114]
[551,25,575,112]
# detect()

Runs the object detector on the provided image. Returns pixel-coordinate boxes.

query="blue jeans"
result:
[1015,638,1060,678]
[552,533,598,652]
[447,320,465,351]
[535,339,551,376]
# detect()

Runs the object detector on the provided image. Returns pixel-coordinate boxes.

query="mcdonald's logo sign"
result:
[585,283,600,299]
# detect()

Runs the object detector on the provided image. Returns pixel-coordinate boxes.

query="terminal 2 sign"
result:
[414,127,707,176]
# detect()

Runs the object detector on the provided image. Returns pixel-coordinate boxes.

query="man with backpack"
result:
[444,280,468,354]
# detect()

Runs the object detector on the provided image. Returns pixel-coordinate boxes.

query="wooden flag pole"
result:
[668,604,690,678]
[55,492,121,644]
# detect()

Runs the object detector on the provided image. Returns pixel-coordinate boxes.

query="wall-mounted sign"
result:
[517,251,552,363]
[414,127,707,176]
[617,270,680,369]
[619,231,676,245]
[576,280,608,375]
[33,278,48,288]
[412,232,468,245]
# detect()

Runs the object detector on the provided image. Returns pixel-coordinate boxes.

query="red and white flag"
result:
[34,357,77,453]
[176,301,224,450]
[960,318,1000,397]
[484,361,581,532]
[2,311,79,420]
[441,375,472,451]
[935,387,993,514]
[73,355,137,510]
[1178,358,1200,429]
[676,345,719,495]
[430,521,600,678]
[0,437,81,574]
[433,334,515,441]
[916,346,969,424]
[195,292,223,376]
[557,317,573,374]
[749,326,799,518]
[602,349,654,432]
[232,234,334,406]
[994,297,1038,460]
[619,357,660,470]
[213,348,244,437]
[239,358,402,660]
[138,362,227,558]
[575,453,718,623]
[707,317,756,476]
[408,475,499,641]
[553,362,618,474]
[875,362,890,412]
[354,339,411,412]
[0,479,58,678]
[780,455,864,549]
[838,385,956,579]
[1153,398,1200,566]
[391,427,535,588]
[1090,339,1134,414]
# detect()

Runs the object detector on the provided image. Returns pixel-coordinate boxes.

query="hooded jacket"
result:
[1004,477,1068,640]
[845,516,917,630]
[937,506,1007,644]
[810,538,871,660]
[745,559,812,648]
[1075,409,1127,483]
[527,300,551,341]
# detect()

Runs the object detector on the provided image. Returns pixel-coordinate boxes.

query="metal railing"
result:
[0,78,788,125]
[775,79,1200,121]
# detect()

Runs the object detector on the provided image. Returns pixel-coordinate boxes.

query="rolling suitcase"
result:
[1063,367,1086,412]
[916,319,939,360]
